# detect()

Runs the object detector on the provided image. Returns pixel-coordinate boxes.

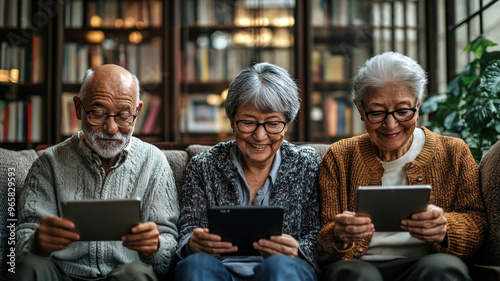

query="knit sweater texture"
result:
[16,132,180,279]
[316,127,486,263]
[177,140,322,271]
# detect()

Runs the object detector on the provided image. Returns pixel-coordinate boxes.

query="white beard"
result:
[83,124,134,159]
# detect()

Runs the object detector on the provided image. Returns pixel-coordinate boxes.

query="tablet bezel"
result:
[207,206,284,256]
[61,198,141,241]
[355,185,431,232]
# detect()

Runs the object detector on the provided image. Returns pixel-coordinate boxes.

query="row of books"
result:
[65,0,162,29]
[321,95,365,137]
[0,0,38,28]
[0,36,44,84]
[62,41,162,84]
[60,92,162,136]
[311,47,370,83]
[183,40,293,82]
[311,0,369,26]
[0,96,43,142]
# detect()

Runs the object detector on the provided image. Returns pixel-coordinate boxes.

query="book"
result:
[324,52,345,82]
[16,100,25,142]
[6,0,18,27]
[30,95,43,142]
[7,101,17,142]
[325,97,338,136]
[61,93,77,136]
[142,95,161,135]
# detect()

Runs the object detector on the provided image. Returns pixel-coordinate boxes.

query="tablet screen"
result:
[355,185,431,232]
[61,198,141,241]
[207,206,284,256]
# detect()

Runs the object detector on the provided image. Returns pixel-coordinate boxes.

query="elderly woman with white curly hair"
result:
[316,52,486,281]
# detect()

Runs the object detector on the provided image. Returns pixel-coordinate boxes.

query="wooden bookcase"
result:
[0,0,436,149]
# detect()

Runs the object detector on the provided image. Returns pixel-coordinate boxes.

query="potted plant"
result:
[420,37,500,163]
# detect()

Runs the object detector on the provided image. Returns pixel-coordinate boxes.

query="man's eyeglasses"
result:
[235,120,287,134]
[360,99,418,124]
[78,98,138,128]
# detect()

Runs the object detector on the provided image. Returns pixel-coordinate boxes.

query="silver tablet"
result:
[61,198,141,241]
[356,185,431,232]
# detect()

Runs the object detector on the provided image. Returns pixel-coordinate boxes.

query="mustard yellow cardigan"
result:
[316,127,487,263]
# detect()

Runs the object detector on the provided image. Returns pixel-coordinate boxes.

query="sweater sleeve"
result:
[139,148,180,279]
[429,140,487,258]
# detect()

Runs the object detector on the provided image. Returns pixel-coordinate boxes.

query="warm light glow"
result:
[206,94,223,106]
[272,28,293,47]
[221,88,229,101]
[0,69,9,82]
[235,17,251,27]
[124,17,136,28]
[257,28,273,46]
[9,69,19,83]
[232,31,253,46]
[136,21,145,29]
[115,18,124,28]
[271,16,295,27]
[89,15,102,28]
[86,31,105,43]
[129,31,143,44]
[254,17,270,26]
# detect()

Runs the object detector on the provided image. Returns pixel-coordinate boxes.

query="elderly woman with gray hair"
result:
[316,52,486,281]
[175,62,321,281]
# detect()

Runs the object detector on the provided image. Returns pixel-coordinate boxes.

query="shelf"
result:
[63,27,163,43]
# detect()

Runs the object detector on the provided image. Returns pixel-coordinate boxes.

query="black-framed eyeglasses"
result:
[235,120,287,134]
[360,99,418,124]
[78,98,138,128]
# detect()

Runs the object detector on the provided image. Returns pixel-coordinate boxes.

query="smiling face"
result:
[231,102,288,168]
[75,65,143,160]
[354,83,420,161]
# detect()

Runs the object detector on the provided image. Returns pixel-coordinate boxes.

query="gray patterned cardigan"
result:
[177,140,321,271]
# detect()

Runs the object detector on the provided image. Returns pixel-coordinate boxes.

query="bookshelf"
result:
[306,0,427,142]
[1,0,436,149]
[0,0,53,149]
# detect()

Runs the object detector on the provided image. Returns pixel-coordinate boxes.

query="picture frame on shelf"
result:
[186,94,220,133]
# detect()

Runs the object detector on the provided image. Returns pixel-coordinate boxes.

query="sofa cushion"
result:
[162,150,189,194]
[479,140,500,265]
[185,144,213,160]
[0,148,39,277]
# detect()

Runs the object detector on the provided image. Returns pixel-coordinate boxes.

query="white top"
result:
[361,128,428,261]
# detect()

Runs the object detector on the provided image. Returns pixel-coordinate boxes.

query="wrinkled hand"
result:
[333,211,374,249]
[35,216,80,256]
[253,234,298,259]
[188,228,238,257]
[401,204,447,243]
[122,222,160,257]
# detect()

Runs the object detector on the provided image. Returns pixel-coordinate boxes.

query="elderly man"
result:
[7,64,179,281]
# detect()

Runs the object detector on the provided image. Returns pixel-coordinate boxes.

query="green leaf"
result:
[479,60,500,95]
[443,111,457,130]
[420,94,446,113]
[465,37,497,57]
[446,75,463,97]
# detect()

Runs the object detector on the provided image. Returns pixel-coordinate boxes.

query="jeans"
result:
[321,253,471,281]
[174,253,318,281]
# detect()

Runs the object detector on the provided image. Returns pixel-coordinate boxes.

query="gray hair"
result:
[79,68,141,107]
[224,62,300,123]
[352,52,427,103]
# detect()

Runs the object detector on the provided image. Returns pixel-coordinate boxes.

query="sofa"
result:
[0,141,498,280]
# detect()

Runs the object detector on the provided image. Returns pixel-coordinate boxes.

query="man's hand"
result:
[253,234,299,259]
[188,228,238,257]
[35,216,80,256]
[401,204,447,243]
[122,222,160,257]
[333,211,374,249]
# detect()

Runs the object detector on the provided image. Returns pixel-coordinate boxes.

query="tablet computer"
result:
[61,198,141,241]
[356,185,431,232]
[207,206,284,256]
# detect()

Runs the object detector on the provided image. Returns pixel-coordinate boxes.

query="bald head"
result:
[79,64,141,106]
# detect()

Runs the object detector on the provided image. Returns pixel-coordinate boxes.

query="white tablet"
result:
[355,185,431,232]
[61,198,141,241]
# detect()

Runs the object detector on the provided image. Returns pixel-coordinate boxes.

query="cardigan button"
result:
[417,176,423,182]
[358,248,363,252]
[409,164,415,168]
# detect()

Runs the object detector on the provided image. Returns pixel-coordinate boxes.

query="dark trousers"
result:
[5,255,157,281]
[321,253,471,281]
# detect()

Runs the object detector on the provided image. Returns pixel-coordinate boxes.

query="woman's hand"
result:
[253,234,299,259]
[401,204,447,243]
[333,211,374,249]
[188,228,238,257]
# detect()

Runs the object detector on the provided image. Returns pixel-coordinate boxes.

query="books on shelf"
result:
[0,36,45,84]
[134,91,162,135]
[60,92,80,136]
[312,48,347,82]
[322,93,365,137]
[311,0,369,26]
[65,0,163,28]
[0,96,44,142]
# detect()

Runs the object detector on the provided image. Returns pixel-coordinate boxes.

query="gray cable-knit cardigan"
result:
[177,140,321,271]
[15,132,179,279]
